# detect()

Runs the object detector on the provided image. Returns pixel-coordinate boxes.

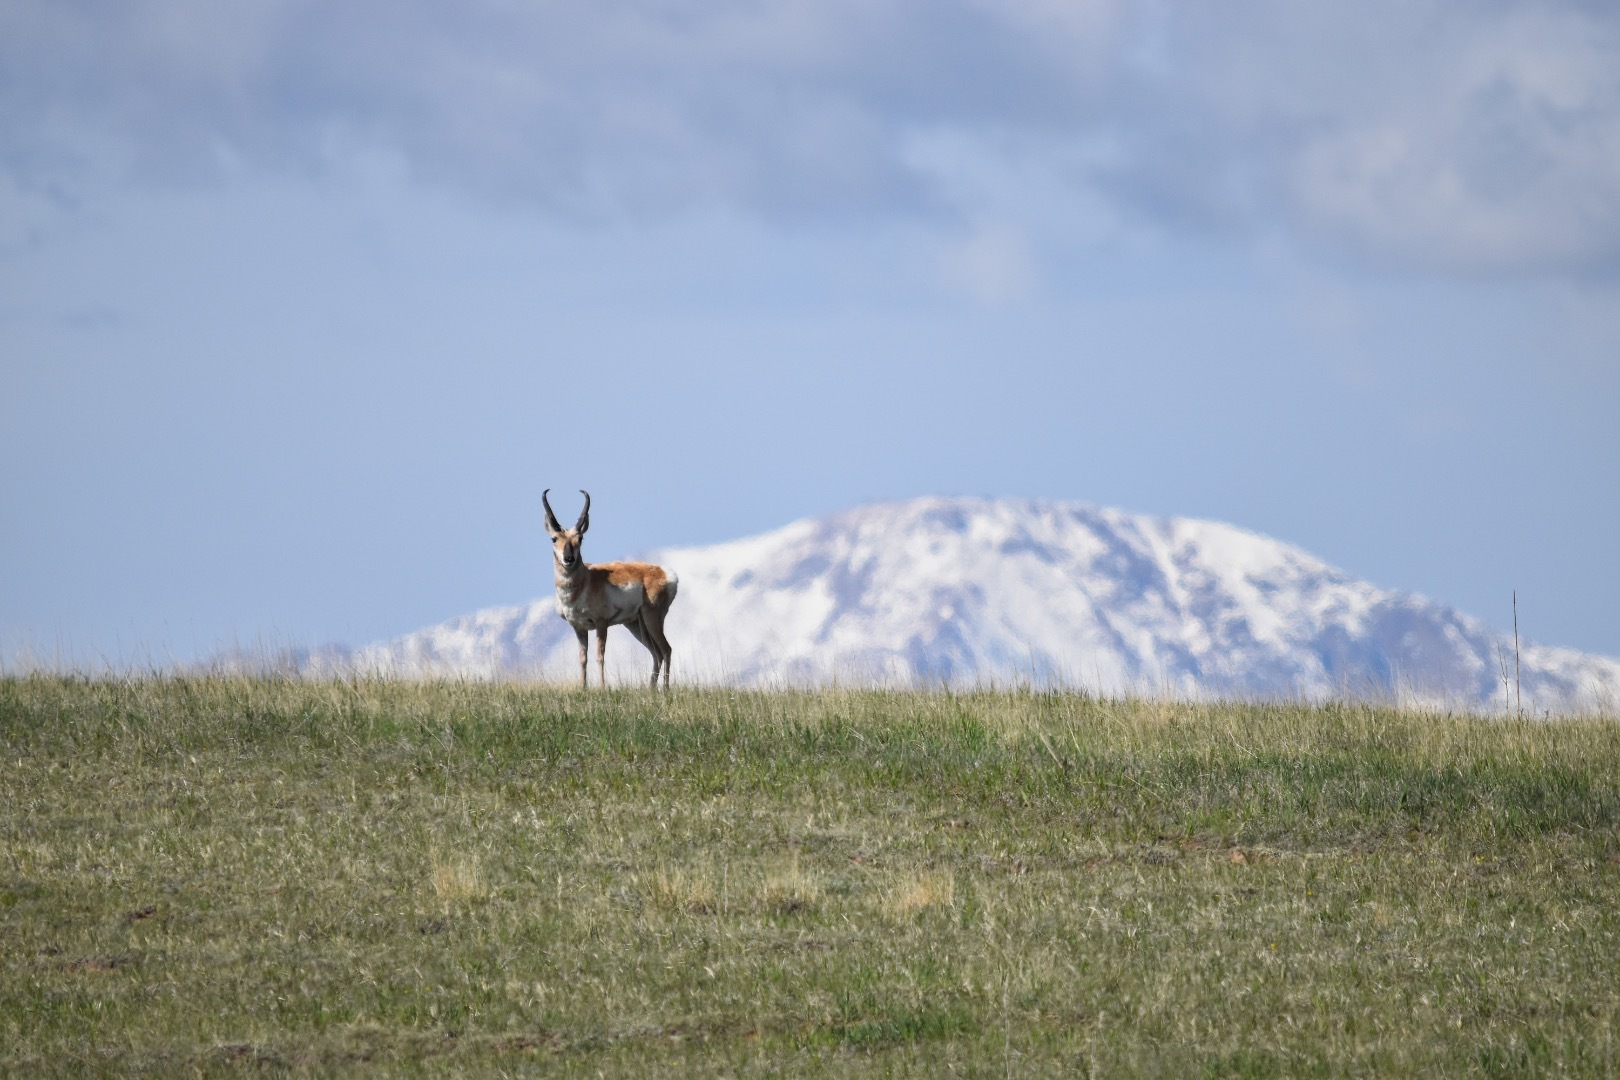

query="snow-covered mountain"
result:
[317,497,1619,713]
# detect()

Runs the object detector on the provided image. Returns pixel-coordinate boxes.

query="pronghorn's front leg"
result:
[596,626,609,689]
[574,627,589,689]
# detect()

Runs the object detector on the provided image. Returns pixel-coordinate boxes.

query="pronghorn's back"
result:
[594,561,679,610]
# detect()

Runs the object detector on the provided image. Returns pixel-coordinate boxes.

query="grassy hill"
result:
[4,677,1618,1075]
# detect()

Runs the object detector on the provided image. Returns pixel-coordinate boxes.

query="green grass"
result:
[3,676,1619,1076]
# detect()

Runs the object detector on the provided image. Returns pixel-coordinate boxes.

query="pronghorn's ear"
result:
[575,489,591,536]
[542,489,564,538]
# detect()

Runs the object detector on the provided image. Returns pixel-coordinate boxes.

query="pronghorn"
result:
[543,489,678,689]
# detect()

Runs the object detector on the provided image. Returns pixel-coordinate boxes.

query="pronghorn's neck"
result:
[554,559,589,597]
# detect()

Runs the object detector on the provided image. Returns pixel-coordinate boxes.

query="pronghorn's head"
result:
[543,488,590,571]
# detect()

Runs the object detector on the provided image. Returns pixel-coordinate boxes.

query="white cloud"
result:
[3,0,1619,275]
[937,221,1039,306]
[1273,6,1620,272]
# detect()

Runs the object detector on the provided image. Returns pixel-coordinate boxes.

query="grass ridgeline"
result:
[3,676,1618,1076]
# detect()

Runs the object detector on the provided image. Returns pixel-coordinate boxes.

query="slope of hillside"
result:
[330,497,1619,712]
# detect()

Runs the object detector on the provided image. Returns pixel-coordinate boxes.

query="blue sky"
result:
[3,0,1618,667]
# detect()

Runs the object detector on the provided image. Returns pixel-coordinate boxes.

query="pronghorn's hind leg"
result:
[641,605,674,690]
[624,620,662,688]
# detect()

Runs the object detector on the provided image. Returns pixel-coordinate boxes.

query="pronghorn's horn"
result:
[575,489,591,535]
[542,489,563,535]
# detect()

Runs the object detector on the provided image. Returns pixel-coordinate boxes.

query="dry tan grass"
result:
[640,864,717,916]
[759,853,822,916]
[883,868,955,919]
[429,850,488,907]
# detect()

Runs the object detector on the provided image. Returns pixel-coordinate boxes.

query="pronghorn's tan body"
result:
[544,490,678,689]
